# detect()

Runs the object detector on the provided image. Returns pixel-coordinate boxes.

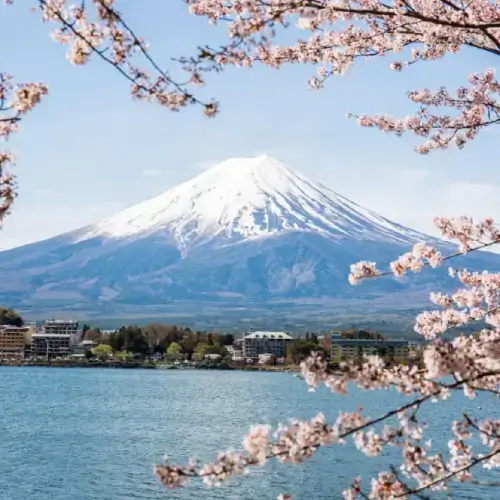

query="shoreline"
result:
[0,360,300,372]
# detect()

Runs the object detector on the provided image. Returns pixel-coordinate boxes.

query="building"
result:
[0,325,29,359]
[23,322,37,343]
[330,332,412,362]
[44,319,79,337]
[31,333,72,359]
[71,340,96,359]
[31,319,79,359]
[242,331,293,359]
[231,339,243,359]
[205,353,222,361]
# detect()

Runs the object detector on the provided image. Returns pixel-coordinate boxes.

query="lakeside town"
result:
[0,313,423,370]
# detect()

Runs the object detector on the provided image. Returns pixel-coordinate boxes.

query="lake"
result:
[0,367,497,499]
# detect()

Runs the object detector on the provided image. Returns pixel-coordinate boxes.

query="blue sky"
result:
[1,2,499,249]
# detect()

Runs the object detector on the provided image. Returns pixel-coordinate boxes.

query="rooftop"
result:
[332,339,410,346]
[44,319,78,324]
[32,333,72,338]
[244,331,293,340]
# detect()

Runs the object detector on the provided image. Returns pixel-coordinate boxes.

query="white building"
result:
[231,339,244,360]
[329,332,415,362]
[205,353,222,361]
[242,331,293,359]
[31,319,79,359]
[43,319,79,335]
[31,334,72,359]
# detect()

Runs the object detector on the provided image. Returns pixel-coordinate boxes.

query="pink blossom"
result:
[349,261,380,284]
[0,73,47,225]
[2,1,500,497]
[158,215,500,496]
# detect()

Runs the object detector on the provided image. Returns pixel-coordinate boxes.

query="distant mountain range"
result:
[0,155,497,318]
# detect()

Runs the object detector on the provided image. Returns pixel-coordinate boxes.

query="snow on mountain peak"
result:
[79,155,427,249]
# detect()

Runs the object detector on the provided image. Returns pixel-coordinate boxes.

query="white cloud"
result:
[142,168,164,177]
[335,168,500,239]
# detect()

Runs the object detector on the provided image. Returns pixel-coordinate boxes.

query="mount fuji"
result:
[0,155,496,316]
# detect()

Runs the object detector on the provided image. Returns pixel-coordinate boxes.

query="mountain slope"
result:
[0,155,496,314]
[79,155,427,249]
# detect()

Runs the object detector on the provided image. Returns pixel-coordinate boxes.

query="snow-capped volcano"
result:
[80,155,425,249]
[0,154,497,314]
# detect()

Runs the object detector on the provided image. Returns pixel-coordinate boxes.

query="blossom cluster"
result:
[156,216,500,498]
[183,0,500,152]
[6,0,217,116]
[349,217,500,340]
[2,0,218,220]
[156,358,500,498]
[0,73,47,224]
[1,1,499,497]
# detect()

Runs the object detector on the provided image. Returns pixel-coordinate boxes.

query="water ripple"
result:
[0,367,498,499]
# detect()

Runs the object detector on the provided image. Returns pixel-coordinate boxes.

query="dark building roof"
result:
[331,339,410,347]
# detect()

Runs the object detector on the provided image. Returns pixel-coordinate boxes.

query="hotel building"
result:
[0,325,29,359]
[330,332,414,362]
[242,331,293,359]
[31,319,79,359]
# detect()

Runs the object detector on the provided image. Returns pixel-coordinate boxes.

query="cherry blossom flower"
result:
[1,2,500,497]
[157,217,500,496]
[0,73,47,224]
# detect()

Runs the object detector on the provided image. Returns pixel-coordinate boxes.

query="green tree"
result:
[181,334,197,359]
[84,327,101,341]
[0,307,23,327]
[114,350,132,362]
[167,342,183,356]
[219,333,235,347]
[195,342,227,360]
[91,344,113,361]
[128,330,150,358]
[105,326,150,358]
[287,340,327,364]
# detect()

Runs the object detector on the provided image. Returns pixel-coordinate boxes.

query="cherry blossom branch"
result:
[349,217,500,340]
[349,217,500,285]
[14,0,219,115]
[0,73,47,225]
[182,0,500,151]
[9,1,500,152]
[0,3,498,498]
[154,370,500,490]
[402,447,500,496]
[343,402,500,498]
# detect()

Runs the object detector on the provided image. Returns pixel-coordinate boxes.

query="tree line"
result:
[82,323,234,360]
[81,324,389,363]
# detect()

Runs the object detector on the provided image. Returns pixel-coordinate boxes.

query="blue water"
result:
[0,367,497,499]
